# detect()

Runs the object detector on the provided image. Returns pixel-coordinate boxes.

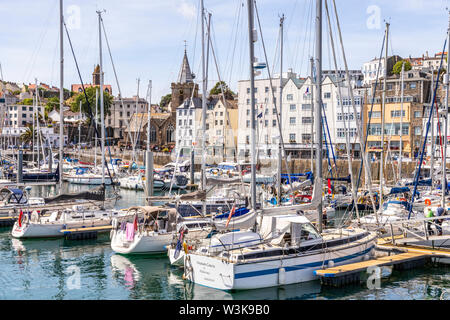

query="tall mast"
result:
[399,61,405,180]
[442,10,450,208]
[310,57,315,172]
[146,80,152,152]
[431,71,435,184]
[247,0,257,209]
[380,22,389,208]
[35,78,40,169]
[95,88,98,169]
[97,10,105,185]
[315,0,323,232]
[277,14,284,206]
[78,100,81,156]
[59,0,64,191]
[201,0,207,191]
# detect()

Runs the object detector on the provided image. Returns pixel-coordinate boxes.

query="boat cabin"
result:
[0,188,28,205]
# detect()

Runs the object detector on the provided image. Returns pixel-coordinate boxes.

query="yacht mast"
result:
[59,0,64,192]
[399,61,405,180]
[315,0,323,232]
[310,58,314,172]
[247,0,257,210]
[277,14,284,206]
[94,88,98,169]
[146,80,152,152]
[35,78,40,169]
[78,100,81,156]
[431,71,435,184]
[442,11,450,208]
[201,0,207,191]
[380,22,389,208]
[97,10,105,185]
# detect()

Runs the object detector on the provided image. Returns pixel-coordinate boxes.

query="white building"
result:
[2,104,44,127]
[175,97,203,156]
[0,126,67,148]
[361,55,402,86]
[237,72,366,160]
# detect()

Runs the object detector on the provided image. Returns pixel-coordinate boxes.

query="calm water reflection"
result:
[0,183,448,299]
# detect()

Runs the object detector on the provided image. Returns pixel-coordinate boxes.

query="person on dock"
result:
[426,208,434,236]
[436,206,445,236]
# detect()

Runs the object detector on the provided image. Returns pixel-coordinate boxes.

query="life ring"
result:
[425,199,431,206]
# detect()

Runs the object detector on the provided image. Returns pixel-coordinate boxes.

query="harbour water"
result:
[0,183,448,300]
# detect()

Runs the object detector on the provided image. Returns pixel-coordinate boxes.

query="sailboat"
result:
[182,0,377,291]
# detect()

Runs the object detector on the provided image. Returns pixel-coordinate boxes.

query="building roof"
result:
[177,50,194,84]
[177,96,203,109]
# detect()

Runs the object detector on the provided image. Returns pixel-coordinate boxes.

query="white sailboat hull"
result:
[66,175,113,185]
[184,234,376,291]
[110,229,173,254]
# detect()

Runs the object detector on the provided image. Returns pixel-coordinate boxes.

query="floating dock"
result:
[314,240,450,287]
[61,225,112,240]
[0,216,16,227]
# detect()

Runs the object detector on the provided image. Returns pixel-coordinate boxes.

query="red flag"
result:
[18,210,23,227]
[328,179,332,194]
[225,205,236,228]
[133,214,138,231]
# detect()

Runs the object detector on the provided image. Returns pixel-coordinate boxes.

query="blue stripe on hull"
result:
[234,246,374,279]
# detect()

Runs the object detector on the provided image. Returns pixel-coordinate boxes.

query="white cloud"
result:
[177,0,196,19]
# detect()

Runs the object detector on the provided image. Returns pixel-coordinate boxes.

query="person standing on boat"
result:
[426,208,435,236]
[436,206,445,236]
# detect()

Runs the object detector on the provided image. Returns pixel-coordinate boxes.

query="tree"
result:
[392,60,412,75]
[20,98,34,105]
[45,96,60,112]
[210,81,235,100]
[20,125,35,146]
[70,86,113,121]
[160,93,172,110]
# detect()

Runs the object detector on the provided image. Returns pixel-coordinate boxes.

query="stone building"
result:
[365,69,432,159]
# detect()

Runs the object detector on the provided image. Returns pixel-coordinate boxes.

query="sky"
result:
[0,0,449,104]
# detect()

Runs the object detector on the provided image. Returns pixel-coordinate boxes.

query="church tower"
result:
[92,64,100,86]
[170,47,198,111]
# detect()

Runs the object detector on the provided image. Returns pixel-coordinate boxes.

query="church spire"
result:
[177,42,194,84]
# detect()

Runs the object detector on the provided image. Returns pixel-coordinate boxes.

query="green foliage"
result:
[392,60,412,75]
[20,98,34,105]
[160,93,172,109]
[210,81,235,100]
[20,125,35,144]
[70,86,113,120]
[45,96,60,113]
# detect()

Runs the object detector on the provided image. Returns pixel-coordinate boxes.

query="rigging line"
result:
[224,0,243,84]
[63,21,116,190]
[22,0,57,83]
[254,1,294,189]
[298,0,314,76]
[292,0,311,72]
[409,37,447,222]
[331,0,378,217]
[100,18,135,149]
[354,34,385,195]
[207,17,239,162]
